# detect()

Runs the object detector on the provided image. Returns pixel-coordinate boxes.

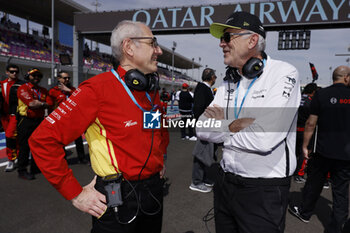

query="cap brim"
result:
[31,71,43,77]
[210,23,242,39]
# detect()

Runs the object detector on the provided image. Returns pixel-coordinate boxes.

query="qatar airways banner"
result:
[75,0,350,33]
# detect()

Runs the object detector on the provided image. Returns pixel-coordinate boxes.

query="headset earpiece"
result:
[224,66,242,83]
[242,57,264,79]
[124,69,159,92]
[146,73,160,91]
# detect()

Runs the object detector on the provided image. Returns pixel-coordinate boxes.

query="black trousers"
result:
[17,116,42,173]
[214,168,290,233]
[300,154,350,233]
[75,136,85,160]
[179,111,194,138]
[91,174,164,233]
[294,131,304,176]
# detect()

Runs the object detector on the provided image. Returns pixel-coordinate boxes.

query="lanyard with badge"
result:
[27,83,41,100]
[234,59,266,119]
[234,77,258,119]
[111,69,157,112]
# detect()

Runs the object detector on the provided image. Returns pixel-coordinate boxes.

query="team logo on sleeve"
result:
[72,88,81,96]
[143,110,161,129]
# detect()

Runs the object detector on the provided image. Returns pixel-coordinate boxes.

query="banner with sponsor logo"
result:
[75,0,350,34]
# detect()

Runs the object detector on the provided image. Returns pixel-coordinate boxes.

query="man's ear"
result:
[122,38,134,57]
[248,34,259,50]
[344,75,350,86]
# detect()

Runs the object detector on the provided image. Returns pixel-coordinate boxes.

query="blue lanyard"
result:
[234,77,258,119]
[28,83,41,100]
[111,69,154,112]
[234,59,266,119]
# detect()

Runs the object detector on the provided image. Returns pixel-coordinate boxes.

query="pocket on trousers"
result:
[261,186,288,228]
[139,179,163,215]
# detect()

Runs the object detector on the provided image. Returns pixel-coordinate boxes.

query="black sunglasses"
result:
[9,70,19,74]
[60,76,71,80]
[220,32,252,43]
[130,37,159,48]
[33,74,43,78]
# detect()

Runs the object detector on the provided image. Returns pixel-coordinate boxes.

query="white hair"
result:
[110,20,144,61]
[242,30,266,52]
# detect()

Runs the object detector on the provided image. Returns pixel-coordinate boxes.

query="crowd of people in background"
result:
[0,64,88,180]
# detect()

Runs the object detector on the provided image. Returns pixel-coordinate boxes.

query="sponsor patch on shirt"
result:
[340,98,350,104]
[66,98,77,107]
[57,106,67,115]
[252,89,267,99]
[51,111,61,120]
[72,88,81,97]
[282,76,295,98]
[124,120,138,127]
[45,116,55,124]
[62,102,72,111]
[330,97,337,104]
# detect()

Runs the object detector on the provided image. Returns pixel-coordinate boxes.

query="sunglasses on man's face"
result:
[60,76,71,80]
[9,70,19,74]
[220,32,252,43]
[32,74,43,78]
[130,37,159,48]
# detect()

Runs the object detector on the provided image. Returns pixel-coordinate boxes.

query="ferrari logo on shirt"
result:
[143,110,161,129]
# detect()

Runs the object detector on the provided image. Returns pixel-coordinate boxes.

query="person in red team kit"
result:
[1,64,23,172]
[29,20,169,233]
[17,68,53,180]
[49,71,88,164]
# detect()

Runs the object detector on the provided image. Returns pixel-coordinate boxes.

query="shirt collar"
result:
[332,83,346,87]
[116,65,127,79]
[203,81,211,88]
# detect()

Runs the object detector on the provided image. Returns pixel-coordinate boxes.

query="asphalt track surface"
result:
[0,130,347,233]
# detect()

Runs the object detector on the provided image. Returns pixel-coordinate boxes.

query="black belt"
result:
[96,173,161,186]
[219,167,291,186]
[19,115,44,121]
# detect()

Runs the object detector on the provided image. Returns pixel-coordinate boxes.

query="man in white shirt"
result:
[196,11,300,233]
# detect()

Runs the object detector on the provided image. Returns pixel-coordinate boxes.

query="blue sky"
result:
[6,0,350,86]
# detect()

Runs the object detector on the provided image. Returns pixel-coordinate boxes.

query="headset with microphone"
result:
[224,52,267,83]
[224,52,267,119]
[124,69,159,92]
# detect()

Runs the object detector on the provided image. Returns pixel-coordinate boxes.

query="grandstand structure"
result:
[0,0,200,90]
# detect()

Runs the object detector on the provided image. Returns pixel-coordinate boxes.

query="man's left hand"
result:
[71,176,107,218]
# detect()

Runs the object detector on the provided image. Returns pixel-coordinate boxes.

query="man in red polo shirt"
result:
[49,71,87,163]
[29,21,169,233]
[17,68,53,180]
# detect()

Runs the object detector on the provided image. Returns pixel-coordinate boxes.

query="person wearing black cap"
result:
[196,11,300,232]
[16,68,53,180]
